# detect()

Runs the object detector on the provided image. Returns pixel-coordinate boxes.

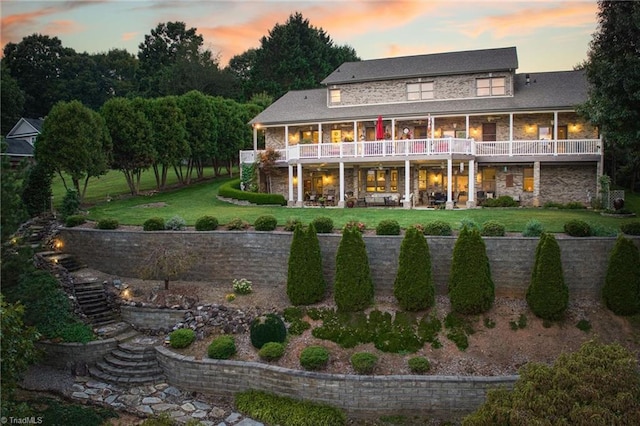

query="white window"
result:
[407,82,434,100]
[476,77,506,96]
[329,89,341,103]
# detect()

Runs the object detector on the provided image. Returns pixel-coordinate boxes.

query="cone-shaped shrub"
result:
[287,224,326,305]
[394,226,435,311]
[334,227,373,311]
[602,235,640,315]
[526,233,568,320]
[448,226,494,314]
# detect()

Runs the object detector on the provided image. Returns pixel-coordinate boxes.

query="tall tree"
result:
[35,100,112,201]
[93,48,139,99]
[580,1,640,190]
[1,63,25,135]
[247,12,360,100]
[101,97,155,195]
[1,142,28,241]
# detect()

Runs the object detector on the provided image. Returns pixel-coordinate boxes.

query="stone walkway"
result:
[22,365,263,426]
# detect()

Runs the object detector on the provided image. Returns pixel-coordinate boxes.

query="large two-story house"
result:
[243,47,602,208]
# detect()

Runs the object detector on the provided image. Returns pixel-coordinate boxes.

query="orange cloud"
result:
[122,32,138,42]
[458,2,597,39]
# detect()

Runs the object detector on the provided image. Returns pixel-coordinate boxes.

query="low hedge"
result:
[218,179,286,206]
[195,215,218,231]
[95,218,119,230]
[143,217,165,231]
[65,215,86,228]
[563,219,591,237]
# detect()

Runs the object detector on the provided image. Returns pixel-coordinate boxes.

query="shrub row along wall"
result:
[155,346,518,418]
[59,229,640,299]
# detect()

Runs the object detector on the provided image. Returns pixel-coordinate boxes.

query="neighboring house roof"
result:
[6,117,44,139]
[250,70,588,126]
[4,138,35,157]
[322,47,518,85]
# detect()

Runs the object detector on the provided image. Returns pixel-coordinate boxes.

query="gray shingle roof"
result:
[250,70,588,126]
[322,47,518,85]
[4,138,34,156]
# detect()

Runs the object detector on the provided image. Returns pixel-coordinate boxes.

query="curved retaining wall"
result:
[37,338,119,371]
[59,228,640,299]
[121,305,188,330]
[155,346,517,419]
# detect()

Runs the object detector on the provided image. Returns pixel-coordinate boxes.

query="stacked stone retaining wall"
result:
[59,229,640,299]
[121,305,188,330]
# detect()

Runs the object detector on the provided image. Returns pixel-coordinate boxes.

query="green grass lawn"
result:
[57,169,640,233]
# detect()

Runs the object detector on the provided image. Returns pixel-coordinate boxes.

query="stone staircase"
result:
[89,334,166,385]
[39,251,86,272]
[73,277,118,327]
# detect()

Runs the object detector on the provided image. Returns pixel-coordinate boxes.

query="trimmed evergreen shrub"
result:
[258,342,285,361]
[311,216,334,233]
[563,219,591,237]
[143,217,165,231]
[394,226,435,311]
[408,356,431,374]
[226,217,249,230]
[602,235,640,315]
[376,219,401,235]
[95,218,119,230]
[423,220,452,236]
[299,346,329,370]
[64,215,86,228]
[169,328,196,349]
[333,227,374,312]
[526,233,568,320]
[195,215,218,231]
[60,188,81,219]
[254,215,277,231]
[482,195,519,207]
[165,215,186,230]
[621,221,640,236]
[207,335,236,359]
[287,223,326,305]
[283,217,303,231]
[522,219,544,237]
[249,313,287,349]
[350,352,378,374]
[218,178,287,205]
[480,220,505,237]
[448,226,495,314]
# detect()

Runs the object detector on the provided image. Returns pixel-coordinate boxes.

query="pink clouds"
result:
[121,32,138,42]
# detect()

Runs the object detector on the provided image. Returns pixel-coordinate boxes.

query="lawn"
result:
[57,170,640,233]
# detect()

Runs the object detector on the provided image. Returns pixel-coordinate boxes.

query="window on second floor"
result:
[476,77,506,96]
[329,89,341,103]
[407,82,434,100]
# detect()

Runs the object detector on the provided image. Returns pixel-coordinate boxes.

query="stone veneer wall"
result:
[59,229,640,299]
[155,346,517,419]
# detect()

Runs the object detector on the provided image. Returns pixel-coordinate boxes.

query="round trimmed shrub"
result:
[621,221,640,236]
[143,217,165,231]
[526,233,568,320]
[311,216,334,233]
[481,220,505,237]
[95,218,119,230]
[394,226,434,311]
[258,342,285,361]
[563,219,591,237]
[254,215,277,231]
[423,220,452,236]
[283,217,303,232]
[408,356,431,374]
[64,215,86,228]
[169,328,196,349]
[350,352,378,374]
[165,215,186,231]
[226,217,249,230]
[250,313,287,349]
[602,235,640,315]
[376,219,401,235]
[299,346,329,371]
[522,219,544,237]
[195,215,218,231]
[207,335,236,359]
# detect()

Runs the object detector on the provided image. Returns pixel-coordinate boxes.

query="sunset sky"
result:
[1,0,599,72]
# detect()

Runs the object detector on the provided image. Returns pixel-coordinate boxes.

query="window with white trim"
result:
[329,89,341,103]
[476,77,506,96]
[407,82,434,100]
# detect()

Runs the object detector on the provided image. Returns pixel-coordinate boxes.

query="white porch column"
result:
[446,158,454,209]
[466,159,476,208]
[403,160,411,208]
[533,161,541,207]
[318,122,322,144]
[338,162,345,208]
[553,111,559,140]
[288,165,294,206]
[465,115,470,138]
[509,113,514,141]
[391,118,396,140]
[296,163,303,207]
[253,125,258,152]
[284,125,289,149]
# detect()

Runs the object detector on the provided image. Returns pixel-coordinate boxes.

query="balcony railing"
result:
[239,138,601,164]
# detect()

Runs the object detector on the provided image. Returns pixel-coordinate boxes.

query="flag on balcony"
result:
[376,115,384,140]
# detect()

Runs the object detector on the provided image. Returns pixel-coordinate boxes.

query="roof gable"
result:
[322,47,518,85]
[6,117,44,139]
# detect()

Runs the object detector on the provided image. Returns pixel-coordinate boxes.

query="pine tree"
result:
[394,226,434,311]
[526,233,568,320]
[602,235,640,315]
[286,223,326,305]
[334,227,373,311]
[449,226,494,314]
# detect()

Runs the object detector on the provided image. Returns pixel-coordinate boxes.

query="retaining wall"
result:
[155,346,518,419]
[59,229,640,299]
[121,305,187,330]
[37,338,119,371]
